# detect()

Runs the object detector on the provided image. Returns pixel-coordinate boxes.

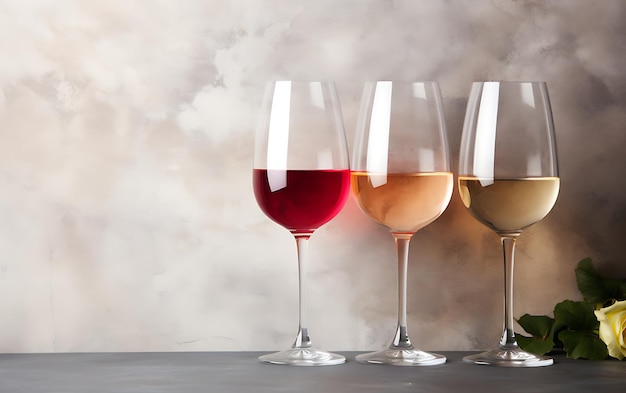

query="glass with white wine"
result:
[458,81,559,367]
[351,81,452,366]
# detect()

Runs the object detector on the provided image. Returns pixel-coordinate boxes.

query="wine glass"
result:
[458,81,559,367]
[253,81,351,366]
[351,81,452,366]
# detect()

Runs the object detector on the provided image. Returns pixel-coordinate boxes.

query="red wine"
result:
[253,169,350,234]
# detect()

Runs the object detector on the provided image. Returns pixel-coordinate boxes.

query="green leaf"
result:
[575,258,625,304]
[516,315,557,355]
[517,334,555,355]
[517,314,554,338]
[576,258,608,303]
[558,330,608,360]
[553,300,598,331]
[549,320,567,349]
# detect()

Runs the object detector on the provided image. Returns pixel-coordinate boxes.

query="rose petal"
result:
[595,301,626,360]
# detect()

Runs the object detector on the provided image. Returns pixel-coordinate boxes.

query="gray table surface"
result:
[0,351,623,392]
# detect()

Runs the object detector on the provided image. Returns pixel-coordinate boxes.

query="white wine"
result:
[458,176,560,233]
[351,172,453,233]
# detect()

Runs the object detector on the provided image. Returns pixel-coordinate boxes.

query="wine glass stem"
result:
[499,234,520,349]
[293,235,312,348]
[392,233,413,348]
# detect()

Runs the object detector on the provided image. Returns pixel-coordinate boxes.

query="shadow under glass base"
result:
[356,347,446,366]
[463,348,553,367]
[259,348,345,366]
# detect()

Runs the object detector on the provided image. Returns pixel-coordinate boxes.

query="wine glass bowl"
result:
[253,81,350,366]
[458,81,559,367]
[351,81,452,366]
[457,176,559,234]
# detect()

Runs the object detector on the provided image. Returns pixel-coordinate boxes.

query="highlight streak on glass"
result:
[521,82,536,108]
[473,82,499,186]
[309,82,324,110]
[412,82,426,99]
[366,81,392,187]
[267,81,291,191]
[418,147,435,172]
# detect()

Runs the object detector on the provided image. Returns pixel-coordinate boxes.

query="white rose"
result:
[594,300,626,360]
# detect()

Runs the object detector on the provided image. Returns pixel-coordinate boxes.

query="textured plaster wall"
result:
[0,0,624,352]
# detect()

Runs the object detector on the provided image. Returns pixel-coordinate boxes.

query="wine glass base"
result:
[356,347,446,366]
[463,348,553,367]
[259,348,345,366]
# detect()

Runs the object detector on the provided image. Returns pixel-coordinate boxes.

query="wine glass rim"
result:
[269,80,338,84]
[365,80,440,84]
[472,80,548,84]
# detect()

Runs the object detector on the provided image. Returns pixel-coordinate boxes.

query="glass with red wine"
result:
[253,81,351,366]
